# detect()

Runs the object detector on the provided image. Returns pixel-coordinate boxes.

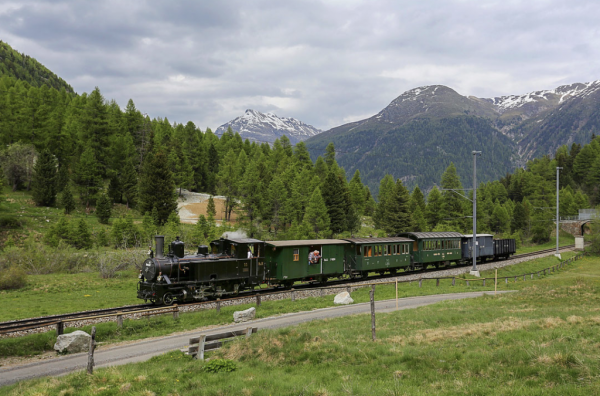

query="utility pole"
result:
[555,167,562,259]
[471,151,482,276]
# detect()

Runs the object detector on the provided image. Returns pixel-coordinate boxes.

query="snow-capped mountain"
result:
[215,109,322,144]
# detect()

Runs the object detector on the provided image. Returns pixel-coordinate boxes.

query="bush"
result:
[97,249,146,278]
[0,243,98,274]
[0,266,27,290]
[203,359,237,373]
[0,215,24,229]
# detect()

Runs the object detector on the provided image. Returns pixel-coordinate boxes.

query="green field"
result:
[1,252,596,395]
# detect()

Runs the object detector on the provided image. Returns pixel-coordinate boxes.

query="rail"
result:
[0,245,585,336]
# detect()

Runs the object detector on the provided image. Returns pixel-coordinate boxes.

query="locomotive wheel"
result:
[162,293,174,306]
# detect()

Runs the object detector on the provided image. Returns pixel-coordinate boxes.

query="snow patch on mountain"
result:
[490,81,600,112]
[215,109,321,144]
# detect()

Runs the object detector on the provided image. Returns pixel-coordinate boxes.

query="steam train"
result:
[137,233,516,305]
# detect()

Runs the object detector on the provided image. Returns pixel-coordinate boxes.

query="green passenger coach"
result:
[398,232,463,268]
[343,237,413,277]
[264,239,349,286]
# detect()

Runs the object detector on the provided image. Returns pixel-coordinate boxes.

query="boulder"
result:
[233,307,256,323]
[54,330,91,354]
[334,291,354,305]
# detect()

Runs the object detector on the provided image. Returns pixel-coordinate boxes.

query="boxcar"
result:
[343,237,413,277]
[398,232,463,269]
[264,239,349,286]
[493,239,516,259]
[461,234,495,262]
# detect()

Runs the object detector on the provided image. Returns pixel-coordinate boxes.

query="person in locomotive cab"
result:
[308,250,320,265]
[147,245,154,258]
[247,248,253,258]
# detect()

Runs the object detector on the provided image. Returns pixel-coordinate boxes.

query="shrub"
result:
[0,266,27,290]
[0,243,98,274]
[97,249,145,278]
[203,359,237,373]
[0,215,24,229]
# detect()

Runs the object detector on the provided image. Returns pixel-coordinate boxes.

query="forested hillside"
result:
[0,42,74,93]
[307,116,516,196]
[0,72,375,249]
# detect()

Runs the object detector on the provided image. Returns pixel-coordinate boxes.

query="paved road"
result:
[0,291,513,387]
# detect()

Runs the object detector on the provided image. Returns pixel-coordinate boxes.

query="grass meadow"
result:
[2,252,598,395]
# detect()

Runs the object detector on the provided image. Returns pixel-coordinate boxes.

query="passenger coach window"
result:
[388,245,392,256]
[293,249,299,261]
[357,246,361,255]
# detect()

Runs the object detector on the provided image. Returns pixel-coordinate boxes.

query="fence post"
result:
[505,277,508,284]
[494,269,497,295]
[514,276,517,282]
[198,335,206,360]
[256,294,261,307]
[173,304,179,320]
[216,298,221,314]
[466,280,469,287]
[370,285,376,341]
[523,275,526,281]
[56,321,64,336]
[436,279,439,287]
[531,273,533,280]
[246,327,253,339]
[483,279,486,287]
[87,326,96,375]
[419,279,422,288]
[452,277,455,286]
[291,289,296,302]
[117,312,123,328]
[395,279,398,310]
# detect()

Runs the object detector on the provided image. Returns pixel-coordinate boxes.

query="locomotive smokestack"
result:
[155,235,165,258]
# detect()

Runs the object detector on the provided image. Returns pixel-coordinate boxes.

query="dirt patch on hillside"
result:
[177,189,238,224]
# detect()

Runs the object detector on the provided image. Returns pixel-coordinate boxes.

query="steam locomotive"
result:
[137,233,515,305]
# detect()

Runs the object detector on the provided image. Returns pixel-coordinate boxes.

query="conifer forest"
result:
[0,69,596,253]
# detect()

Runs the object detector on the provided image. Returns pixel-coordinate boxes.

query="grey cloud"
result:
[1,0,599,130]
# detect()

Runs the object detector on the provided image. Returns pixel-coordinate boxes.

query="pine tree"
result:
[302,187,331,238]
[424,186,443,230]
[383,179,413,235]
[61,183,76,214]
[349,170,366,216]
[410,185,426,212]
[440,163,466,230]
[31,149,58,206]
[121,159,138,209]
[75,218,92,249]
[374,175,395,230]
[74,146,102,209]
[216,149,239,221]
[511,202,527,233]
[324,142,336,168]
[138,149,177,225]
[321,165,347,234]
[206,195,216,217]
[56,163,69,194]
[489,203,510,234]
[96,192,112,224]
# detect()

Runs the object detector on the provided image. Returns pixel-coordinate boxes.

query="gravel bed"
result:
[2,248,568,339]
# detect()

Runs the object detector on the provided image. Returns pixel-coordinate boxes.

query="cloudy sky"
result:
[1,0,599,131]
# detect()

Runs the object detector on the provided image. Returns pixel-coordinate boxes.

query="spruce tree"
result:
[374,175,395,229]
[75,218,92,249]
[511,202,527,233]
[321,165,347,234]
[384,179,413,235]
[138,149,177,225]
[74,146,102,209]
[349,170,366,216]
[302,187,331,238]
[440,163,467,230]
[56,163,69,194]
[206,195,216,217]
[31,149,58,207]
[121,159,138,209]
[96,192,112,224]
[324,142,336,168]
[61,183,76,214]
[424,186,443,230]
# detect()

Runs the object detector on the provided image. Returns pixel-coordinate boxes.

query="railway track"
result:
[0,243,580,335]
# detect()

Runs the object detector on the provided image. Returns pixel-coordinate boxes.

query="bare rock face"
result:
[54,330,91,354]
[334,291,354,305]
[233,307,256,323]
